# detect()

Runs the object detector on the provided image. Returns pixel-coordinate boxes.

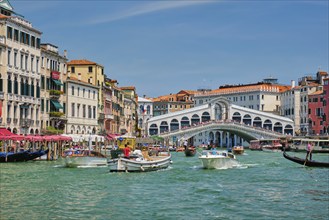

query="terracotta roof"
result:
[309,90,323,96]
[67,76,88,83]
[67,59,97,65]
[120,86,136,90]
[0,14,9,19]
[178,90,198,95]
[196,83,291,96]
[318,71,328,76]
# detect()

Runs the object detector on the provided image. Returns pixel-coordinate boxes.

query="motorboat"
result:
[63,149,108,168]
[199,150,238,169]
[108,150,172,172]
[232,146,244,155]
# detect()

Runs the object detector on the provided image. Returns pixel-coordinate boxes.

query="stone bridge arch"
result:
[209,97,231,120]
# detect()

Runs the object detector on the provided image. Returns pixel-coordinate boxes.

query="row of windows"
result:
[7,104,39,120]
[309,97,324,103]
[40,99,66,114]
[71,66,93,73]
[5,49,65,74]
[6,74,40,98]
[40,76,64,92]
[41,56,63,72]
[71,103,96,119]
[6,48,40,73]
[71,86,97,99]
[7,26,41,48]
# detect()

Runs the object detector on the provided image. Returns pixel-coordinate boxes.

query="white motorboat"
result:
[64,149,108,168]
[199,150,238,169]
[108,151,172,172]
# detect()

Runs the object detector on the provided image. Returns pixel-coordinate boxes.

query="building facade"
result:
[137,96,153,137]
[67,59,105,132]
[120,86,138,136]
[40,43,67,134]
[194,78,290,115]
[152,90,195,116]
[0,2,42,134]
[103,78,124,135]
[323,78,329,134]
[65,78,99,134]
[297,71,327,135]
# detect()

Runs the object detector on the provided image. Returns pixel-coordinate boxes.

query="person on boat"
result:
[306,142,314,161]
[123,144,131,159]
[211,145,217,155]
[132,148,143,157]
[183,140,188,150]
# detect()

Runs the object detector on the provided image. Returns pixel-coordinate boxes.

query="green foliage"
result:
[49,90,63,95]
[42,126,64,135]
[49,112,65,117]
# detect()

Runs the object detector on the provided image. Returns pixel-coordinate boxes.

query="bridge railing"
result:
[158,120,284,138]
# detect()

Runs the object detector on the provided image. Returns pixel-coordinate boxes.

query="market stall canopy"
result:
[61,134,104,142]
[0,128,14,136]
[106,133,119,140]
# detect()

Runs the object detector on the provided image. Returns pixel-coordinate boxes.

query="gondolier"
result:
[183,140,188,150]
[306,142,314,161]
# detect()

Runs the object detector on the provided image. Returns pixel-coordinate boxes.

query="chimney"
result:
[291,80,295,88]
[64,50,67,58]
[78,73,81,81]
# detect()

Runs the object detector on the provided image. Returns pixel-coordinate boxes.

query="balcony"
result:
[98,113,105,121]
[49,112,65,118]
[7,118,11,124]
[0,91,4,100]
[36,120,40,126]
[49,90,63,99]
[20,119,32,128]
[105,114,114,120]
[13,118,18,124]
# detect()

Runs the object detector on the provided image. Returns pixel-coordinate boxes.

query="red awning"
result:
[106,133,119,140]
[0,128,15,136]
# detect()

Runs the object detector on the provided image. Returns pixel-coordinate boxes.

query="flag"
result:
[140,105,146,115]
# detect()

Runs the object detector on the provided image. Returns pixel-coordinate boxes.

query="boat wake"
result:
[53,165,65,168]
[77,165,108,168]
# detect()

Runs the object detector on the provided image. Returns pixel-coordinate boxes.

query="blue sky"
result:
[11,0,329,97]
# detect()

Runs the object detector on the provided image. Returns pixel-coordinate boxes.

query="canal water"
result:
[0,150,328,220]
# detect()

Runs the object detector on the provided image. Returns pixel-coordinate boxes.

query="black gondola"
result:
[0,149,49,163]
[184,147,196,157]
[283,151,329,168]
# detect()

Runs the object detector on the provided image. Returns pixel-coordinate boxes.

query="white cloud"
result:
[87,0,216,25]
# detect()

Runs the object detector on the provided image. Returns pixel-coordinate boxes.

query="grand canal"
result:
[0,150,328,220]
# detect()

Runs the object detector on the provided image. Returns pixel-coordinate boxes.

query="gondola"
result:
[0,149,49,163]
[283,151,329,168]
[184,147,196,157]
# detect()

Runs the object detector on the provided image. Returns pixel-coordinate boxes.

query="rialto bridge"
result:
[147,97,294,147]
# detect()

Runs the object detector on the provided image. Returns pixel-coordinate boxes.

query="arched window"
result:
[191,114,200,125]
[149,124,158,135]
[181,116,190,128]
[201,112,210,122]
[170,119,179,131]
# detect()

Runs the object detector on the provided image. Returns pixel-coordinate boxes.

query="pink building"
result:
[323,78,329,134]
[308,77,329,135]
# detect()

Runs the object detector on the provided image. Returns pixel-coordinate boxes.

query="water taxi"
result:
[199,150,238,169]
